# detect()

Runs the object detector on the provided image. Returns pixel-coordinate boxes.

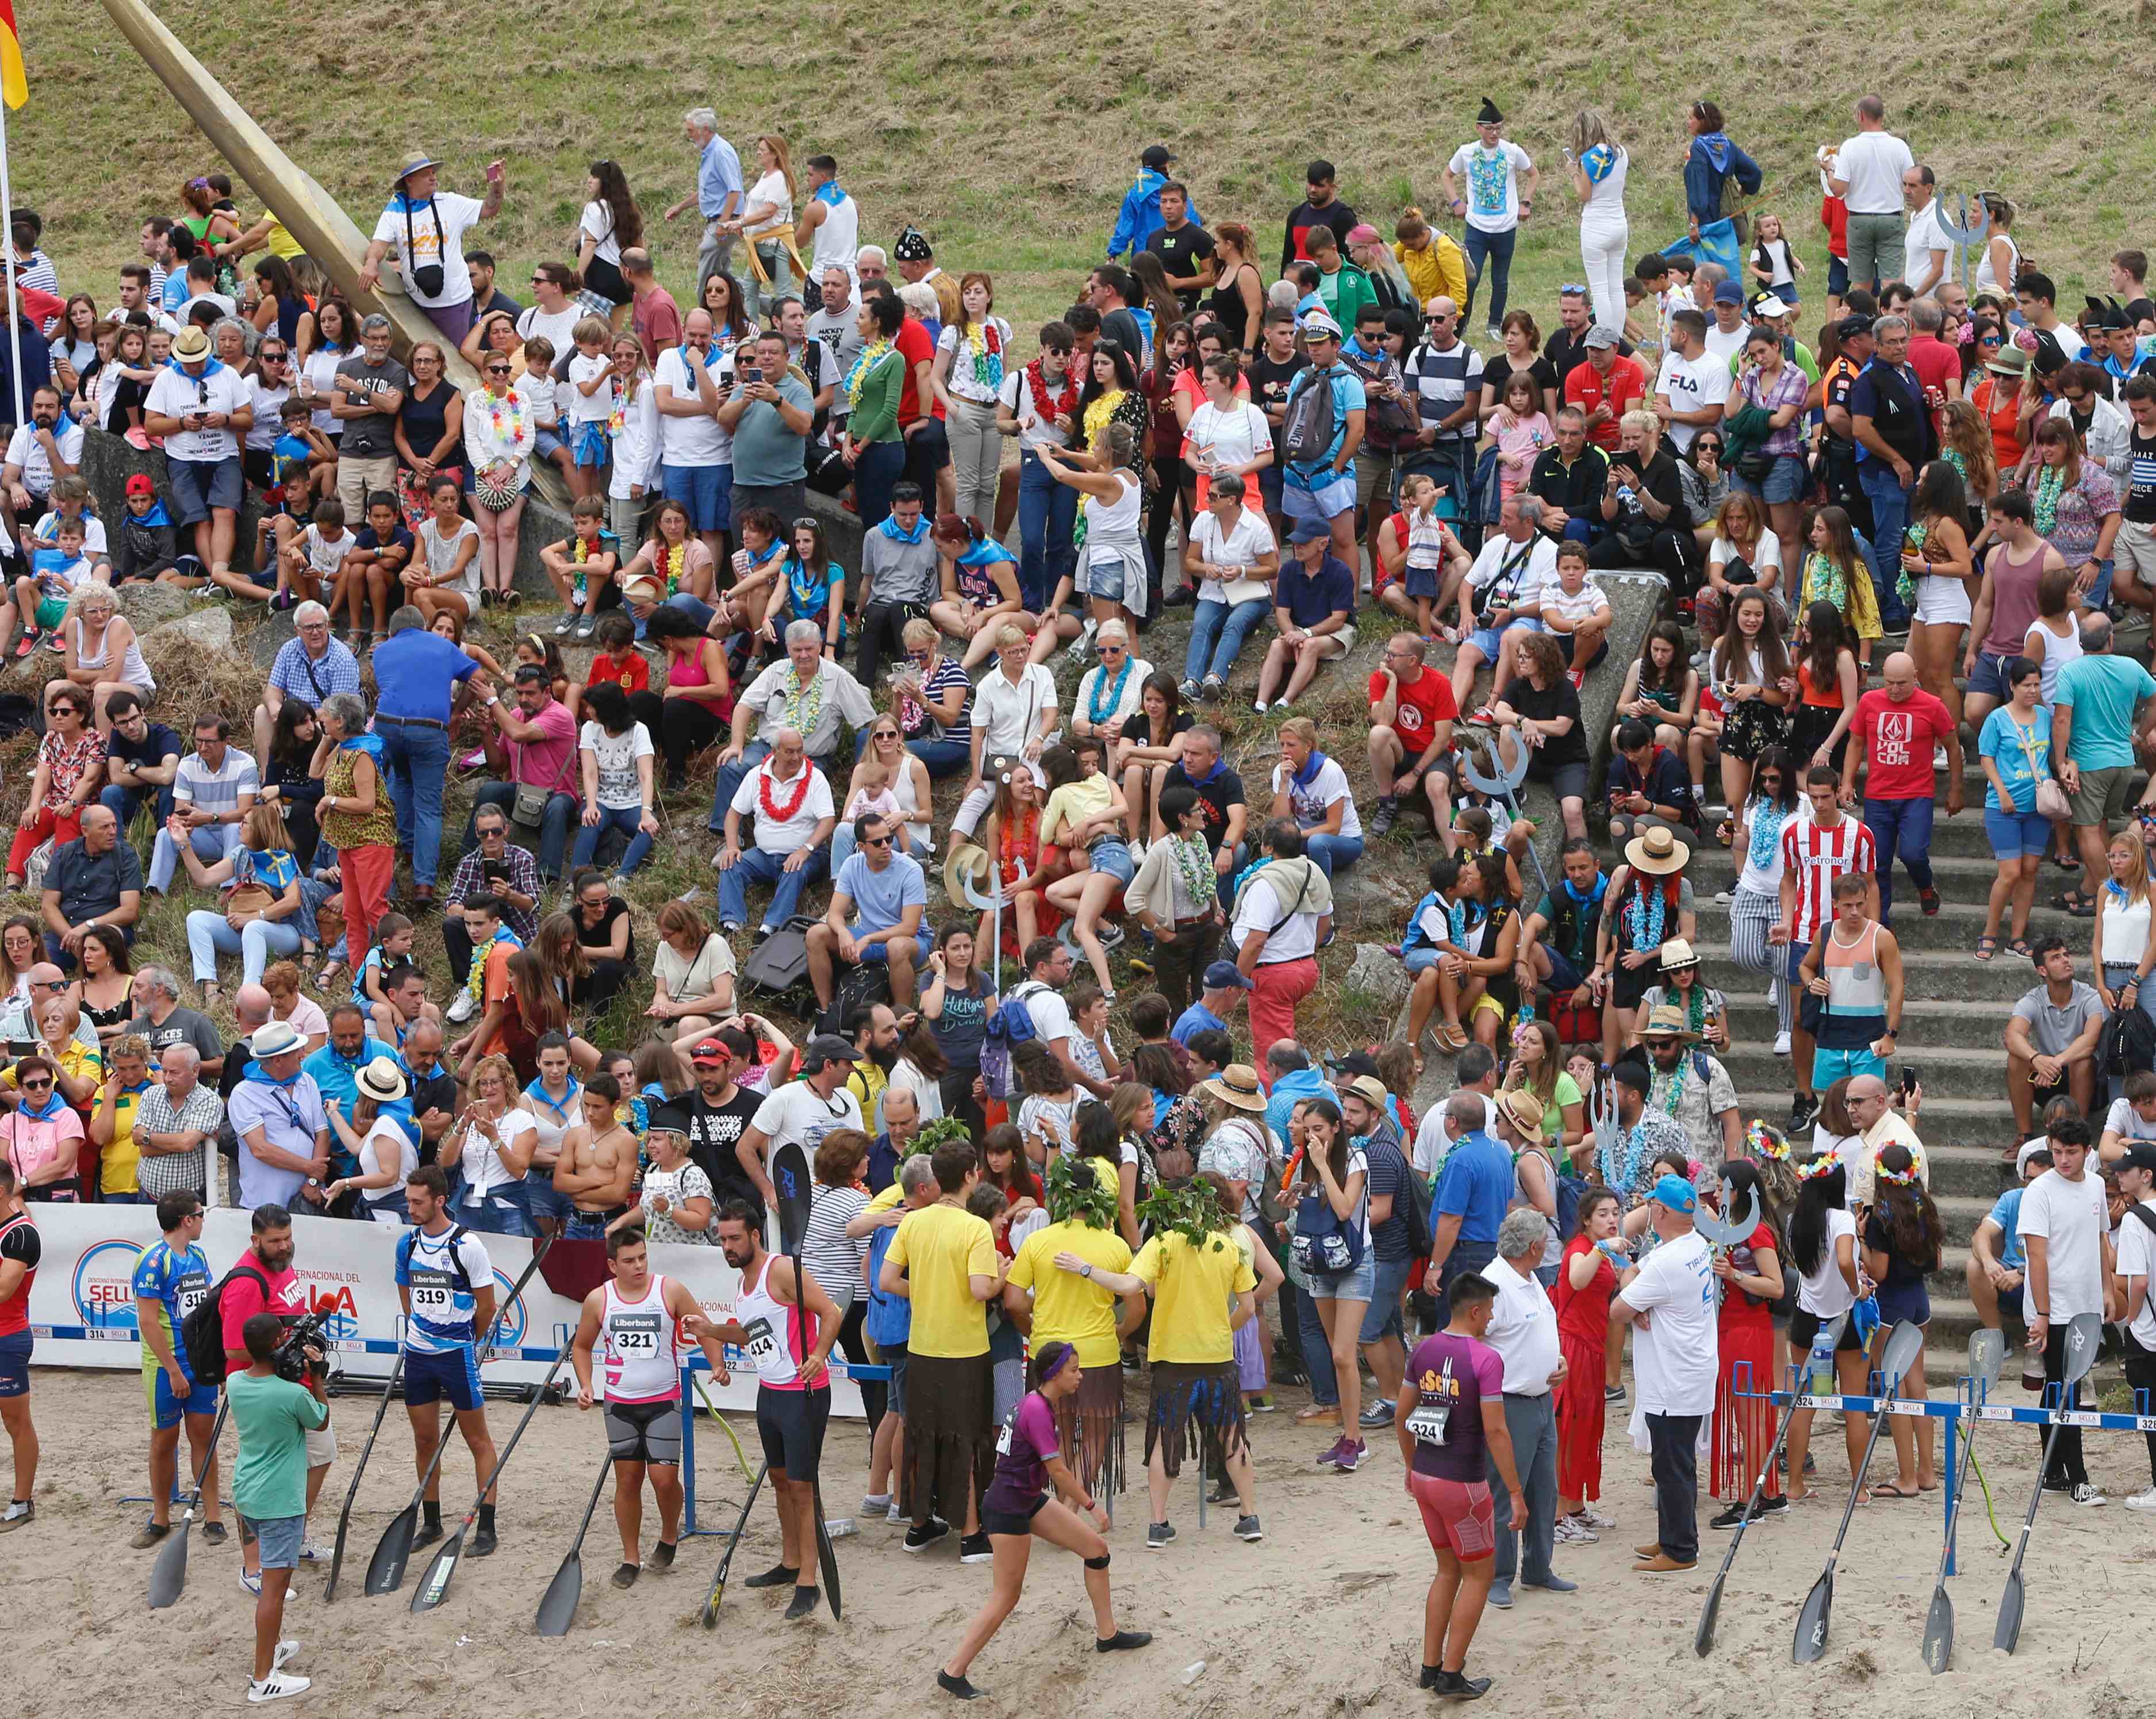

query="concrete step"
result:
[1696,949,2057,1005]
[1687,852,2018,889]
[1712,996,2015,1039]
[1715,1042,2012,1100]
[1687,895,2046,952]
[1683,809,2039,861]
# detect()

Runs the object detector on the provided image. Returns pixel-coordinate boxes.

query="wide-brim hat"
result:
[1342,1073,1391,1110]
[1200,1064,1266,1111]
[1985,344,2030,378]
[356,1057,408,1104]
[943,841,992,905]
[1659,938,1700,972]
[1625,826,1689,876]
[251,1020,304,1060]
[1495,1088,1545,1135]
[1640,1004,1698,1041]
[394,151,440,183]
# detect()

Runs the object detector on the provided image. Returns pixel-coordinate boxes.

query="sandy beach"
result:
[6,1361,2153,1717]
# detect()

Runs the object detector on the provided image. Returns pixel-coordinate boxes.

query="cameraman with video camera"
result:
[218,1204,337,1595]
[229,1309,330,1703]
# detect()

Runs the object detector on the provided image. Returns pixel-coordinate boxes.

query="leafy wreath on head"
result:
[1044,1149,1119,1230]
[1137,1175,1234,1253]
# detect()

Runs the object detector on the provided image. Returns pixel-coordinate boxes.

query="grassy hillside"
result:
[22,0,2156,340]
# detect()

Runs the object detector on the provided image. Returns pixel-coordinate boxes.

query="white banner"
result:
[23,1206,869,1417]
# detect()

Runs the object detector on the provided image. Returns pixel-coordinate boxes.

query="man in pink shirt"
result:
[1842,650,1961,922]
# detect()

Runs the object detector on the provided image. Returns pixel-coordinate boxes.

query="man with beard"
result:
[681,1031,766,1219]
[842,1003,900,1122]
[703,1202,842,1620]
[1639,1005,1741,1164]
[735,1034,866,1212]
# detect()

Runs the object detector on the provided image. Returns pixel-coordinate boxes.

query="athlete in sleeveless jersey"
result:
[570,1223,728,1587]
[0,1161,39,1531]
[129,1190,225,1545]
[394,1165,504,1556]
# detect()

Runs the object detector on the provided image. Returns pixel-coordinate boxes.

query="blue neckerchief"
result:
[676,340,716,377]
[1183,753,1226,786]
[1561,872,1608,911]
[1580,142,1617,184]
[1694,133,1737,171]
[338,731,386,769]
[166,356,227,381]
[876,513,931,544]
[956,538,1015,567]
[16,1088,64,1123]
[524,1076,581,1122]
[1290,747,1327,790]
[812,182,847,208]
[129,499,174,529]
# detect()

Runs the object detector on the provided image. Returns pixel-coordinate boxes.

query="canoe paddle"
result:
[147,1394,232,1610]
[1919,1327,2007,1673]
[324,1352,405,1602]
[411,1342,577,1613]
[697,1460,771,1629]
[1993,1310,2103,1655]
[534,1451,615,1636]
[364,1234,553,1597]
[1695,1309,1849,1656]
[1791,1318,1924,1663]
[774,1141,841,1621]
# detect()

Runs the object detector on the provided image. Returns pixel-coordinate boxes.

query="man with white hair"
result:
[1481,1202,1573,1608]
[133,1042,225,1208]
[122,966,225,1080]
[854,245,889,292]
[664,108,743,300]
[254,602,362,765]
[718,726,835,940]
[709,619,877,830]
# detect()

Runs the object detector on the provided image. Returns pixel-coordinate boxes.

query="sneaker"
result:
[11,628,36,659]
[273,1640,300,1671]
[1579,1506,1618,1530]
[445,991,476,1025]
[1096,922,1126,951]
[1755,1492,1789,1516]
[247,1672,311,1704]
[957,1533,993,1564]
[131,1522,172,1549]
[886,1500,906,1524]
[1315,1436,1349,1469]
[1066,620,1096,662]
[1178,679,1201,703]
[1604,1384,1626,1405]
[2072,1483,2108,1507]
[574,616,598,640]
[1271,699,1291,716]
[1233,1514,1264,1543]
[554,611,578,636]
[1429,1670,1492,1699]
[1567,667,1585,690]
[1486,1578,1514,1610]
[1368,797,1399,838]
[238,1568,262,1597]
[1201,675,1226,702]
[1246,1394,1276,1413]
[1774,1031,1792,1056]
[1332,1439,1368,1472]
[296,1538,331,1563]
[1484,324,1503,344]
[1919,887,1942,917]
[903,1518,952,1552]
[1789,1093,1820,1133]
[1252,699,1268,715]
[1709,1501,1754,1530]
[1554,1514,1598,1545]
[1145,1520,1176,1550]
[1358,1402,1395,1429]
[2124,1487,2156,1512]
[1126,838,1146,866]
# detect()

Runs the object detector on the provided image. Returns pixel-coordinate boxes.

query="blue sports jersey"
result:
[394,1223,493,1354]
[132,1240,214,1382]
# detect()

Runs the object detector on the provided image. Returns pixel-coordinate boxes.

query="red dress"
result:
[1552,1235,1614,1503]
[1712,1221,1780,1500]
[994,805,1061,956]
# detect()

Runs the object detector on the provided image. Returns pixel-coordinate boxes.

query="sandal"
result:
[2053,891,2097,918]
[1867,1482,1919,1500]
[2005,937,2034,960]
[1974,934,1998,962]
[314,959,345,990]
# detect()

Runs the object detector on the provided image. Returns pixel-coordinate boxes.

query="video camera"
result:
[272,1307,335,1384]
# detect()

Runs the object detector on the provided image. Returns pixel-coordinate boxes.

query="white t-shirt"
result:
[1466,531,1556,612]
[935,319,1015,405]
[2016,1168,2111,1319]
[30,509,103,555]
[654,346,734,466]
[1702,320,1750,367]
[2116,1199,2156,1349]
[459,1106,537,1201]
[1448,139,1534,233]
[2103,1098,2156,1145]
[1903,201,1954,289]
[580,719,654,811]
[145,362,251,463]
[578,199,626,266]
[1710,528,1782,581]
[301,347,347,436]
[371,190,484,310]
[1186,400,1273,483]
[302,524,352,581]
[1187,504,1276,606]
[1270,755,1363,840]
[1540,579,1610,630]
[749,1080,864,1156]
[730,758,835,854]
[741,170,793,243]
[1075,659,1153,732]
[1797,1206,1858,1317]
[1232,869,1321,963]
[517,302,582,360]
[1012,980,1074,1053]
[418,516,480,601]
[358,1113,418,1191]
[1412,1096,1496,1177]
[566,351,615,424]
[244,379,290,452]
[1832,130,1916,215]
[1653,348,1728,453]
[1616,1228,1717,1415]
[4,419,83,495]
[972,662,1059,755]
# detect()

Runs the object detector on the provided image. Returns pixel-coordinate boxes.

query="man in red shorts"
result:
[1392,1271,1525,1702]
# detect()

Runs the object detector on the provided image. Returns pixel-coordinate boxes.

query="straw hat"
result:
[250,1020,304,1059]
[1640,1004,1698,1041]
[943,842,993,906]
[356,1058,408,1104]
[1200,1064,1266,1112]
[1342,1073,1391,1111]
[171,326,210,362]
[1624,826,1689,876]
[394,151,440,183]
[1494,1089,1545,1137]
[1984,343,2030,379]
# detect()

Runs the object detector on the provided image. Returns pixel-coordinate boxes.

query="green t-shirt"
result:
[228,1369,329,1521]
[2056,654,2156,770]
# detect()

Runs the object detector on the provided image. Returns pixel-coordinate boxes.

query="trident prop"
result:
[1459,725,1551,901]
[1588,1066,1621,1191]
[958,853,1007,1000]
[1693,1171,1762,1252]
[1935,189,1992,297]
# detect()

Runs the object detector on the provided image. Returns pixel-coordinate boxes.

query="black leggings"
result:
[1142,454,1192,615]
[628,690,726,774]
[835,1299,887,1439]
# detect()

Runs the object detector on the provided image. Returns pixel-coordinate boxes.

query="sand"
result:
[7,1365,2152,1717]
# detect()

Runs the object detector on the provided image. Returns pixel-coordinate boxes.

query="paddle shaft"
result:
[565,1450,614,1560]
[444,1342,577,1537]
[325,1352,405,1602]
[700,1460,772,1626]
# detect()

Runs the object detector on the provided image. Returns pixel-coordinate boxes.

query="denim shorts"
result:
[534,427,566,461]
[661,461,733,534]
[1306,1251,1377,1302]
[1403,946,1441,976]
[243,1511,305,1571]
[1985,806,2051,859]
[1731,451,1807,506]
[1088,837,1135,884]
[1356,1253,1413,1344]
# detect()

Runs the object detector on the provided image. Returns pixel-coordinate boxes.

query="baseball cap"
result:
[1202,960,1254,992]
[687,1037,728,1066]
[125,474,155,498]
[1835,314,1874,342]
[801,1034,861,1073]
[1712,279,1744,306]
[1140,144,1176,170]
[2116,1142,2156,1175]
[1751,294,1791,319]
[1649,1172,1698,1213]
[2015,1137,2053,1176]
[1613,1062,1652,1096]
[1289,516,1332,544]
[1583,325,1619,350]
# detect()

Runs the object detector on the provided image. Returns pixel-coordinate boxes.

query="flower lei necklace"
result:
[1624,875,1670,950]
[1083,388,1126,447]
[1025,357,1077,425]
[758,759,813,823]
[781,663,827,736]
[1170,832,1217,911]
[663,541,687,596]
[1803,549,1846,611]
[605,377,626,436]
[999,805,1038,869]
[482,387,528,444]
[844,338,893,413]
[964,320,1004,392]
[1600,1120,1648,1198]
[1658,1055,1690,1119]
[1746,796,1789,872]
[2031,463,2067,537]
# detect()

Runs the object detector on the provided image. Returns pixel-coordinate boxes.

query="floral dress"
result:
[2027,462,2119,571]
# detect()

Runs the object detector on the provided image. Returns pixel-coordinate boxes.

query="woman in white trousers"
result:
[1569,110,1631,337]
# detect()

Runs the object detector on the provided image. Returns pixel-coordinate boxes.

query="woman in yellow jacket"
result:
[1394,209,1469,310]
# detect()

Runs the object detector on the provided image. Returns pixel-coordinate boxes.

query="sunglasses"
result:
[486,364,512,376]
[19,1077,50,1090]
[1099,644,1125,655]
[1559,284,1587,296]
[862,835,893,849]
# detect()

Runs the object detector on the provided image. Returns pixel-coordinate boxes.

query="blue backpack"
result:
[979,982,1046,1102]
[1292,1177,1368,1277]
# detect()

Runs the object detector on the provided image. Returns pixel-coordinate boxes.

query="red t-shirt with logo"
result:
[1563,355,1648,449]
[1369,665,1459,753]
[220,1252,306,1357]
[1853,686,1955,800]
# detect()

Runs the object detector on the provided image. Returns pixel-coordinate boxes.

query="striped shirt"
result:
[267,635,363,707]
[133,1081,227,1203]
[801,1181,870,1311]
[1780,812,1876,946]
[174,746,261,819]
[1404,337,1484,446]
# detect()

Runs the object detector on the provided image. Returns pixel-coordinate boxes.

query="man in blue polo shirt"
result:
[370,605,479,910]
[1429,1090,1515,1304]
[1172,960,1250,1047]
[1254,516,1357,714]
[304,1003,415,1173]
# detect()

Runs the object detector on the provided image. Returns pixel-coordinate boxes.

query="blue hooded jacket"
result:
[1107,168,1203,262]
[1684,133,1762,228]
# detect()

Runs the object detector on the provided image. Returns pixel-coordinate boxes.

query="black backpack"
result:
[1280,365,1340,466]
[742,914,817,1016]
[2101,1003,2156,1081]
[180,1263,267,1388]
[816,958,892,1037]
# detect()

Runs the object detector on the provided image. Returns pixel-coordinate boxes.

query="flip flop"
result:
[1974,934,1998,962]
[1867,1482,1919,1500]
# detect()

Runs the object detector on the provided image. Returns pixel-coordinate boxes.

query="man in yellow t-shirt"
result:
[880,1142,1006,1560]
[1007,1203,1140,1501]
[1092,1180,1262,1547]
